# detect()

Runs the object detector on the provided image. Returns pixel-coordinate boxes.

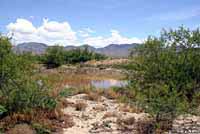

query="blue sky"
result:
[0,0,200,47]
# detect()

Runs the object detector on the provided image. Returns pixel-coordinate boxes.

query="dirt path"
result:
[62,94,151,134]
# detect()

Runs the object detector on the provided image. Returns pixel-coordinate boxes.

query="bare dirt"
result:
[62,94,152,134]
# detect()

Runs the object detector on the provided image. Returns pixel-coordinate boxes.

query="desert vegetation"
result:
[39,46,106,68]
[0,35,73,133]
[123,26,200,132]
[1,26,200,133]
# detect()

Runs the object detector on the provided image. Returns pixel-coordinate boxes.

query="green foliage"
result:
[0,35,56,116]
[64,48,106,64]
[59,88,75,97]
[129,26,200,121]
[42,46,106,67]
[39,96,57,110]
[32,123,51,134]
[0,105,7,115]
[44,46,66,67]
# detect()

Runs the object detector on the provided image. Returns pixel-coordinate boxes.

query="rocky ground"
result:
[62,94,153,134]
[6,93,200,134]
[171,115,200,134]
[85,59,129,66]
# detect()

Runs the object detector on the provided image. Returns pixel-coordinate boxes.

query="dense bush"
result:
[129,27,200,125]
[64,48,106,64]
[43,46,106,67]
[43,46,66,68]
[0,35,56,117]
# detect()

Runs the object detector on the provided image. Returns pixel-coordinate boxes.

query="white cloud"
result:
[7,18,78,46]
[83,30,142,47]
[7,19,37,34]
[78,27,95,37]
[6,18,142,47]
[78,31,90,38]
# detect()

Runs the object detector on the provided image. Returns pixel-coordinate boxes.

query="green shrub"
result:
[0,35,56,116]
[59,88,75,97]
[43,46,65,68]
[32,123,51,134]
[0,105,7,116]
[64,47,106,64]
[129,27,200,123]
[39,96,57,110]
[42,45,106,67]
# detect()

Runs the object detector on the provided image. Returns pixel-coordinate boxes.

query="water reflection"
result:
[91,79,128,89]
[65,79,128,89]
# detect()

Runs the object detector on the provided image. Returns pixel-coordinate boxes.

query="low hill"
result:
[14,42,139,57]
[96,44,138,57]
[13,42,48,54]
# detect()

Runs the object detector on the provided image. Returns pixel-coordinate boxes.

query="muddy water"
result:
[57,66,128,89]
[91,79,128,89]
[65,79,128,89]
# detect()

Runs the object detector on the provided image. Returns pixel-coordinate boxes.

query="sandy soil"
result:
[63,94,150,134]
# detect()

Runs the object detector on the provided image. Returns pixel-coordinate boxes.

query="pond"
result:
[91,79,128,89]
[65,79,128,89]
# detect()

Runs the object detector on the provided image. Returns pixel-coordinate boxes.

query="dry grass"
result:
[74,87,92,95]
[0,106,74,133]
[59,98,75,107]
[79,89,118,101]
[117,116,155,134]
[119,104,143,114]
[117,117,136,126]
[103,112,118,119]
[93,105,106,112]
[136,119,155,134]
[85,59,129,66]
[6,124,36,134]
[116,116,137,133]
[84,92,101,101]
[74,101,87,111]
[103,89,119,99]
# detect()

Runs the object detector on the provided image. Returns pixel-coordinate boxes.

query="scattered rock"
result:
[63,93,151,134]
[171,115,200,134]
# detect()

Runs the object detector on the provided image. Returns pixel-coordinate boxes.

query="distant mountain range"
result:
[13,42,48,54]
[13,42,140,57]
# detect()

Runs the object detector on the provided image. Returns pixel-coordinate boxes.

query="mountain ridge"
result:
[14,42,140,57]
